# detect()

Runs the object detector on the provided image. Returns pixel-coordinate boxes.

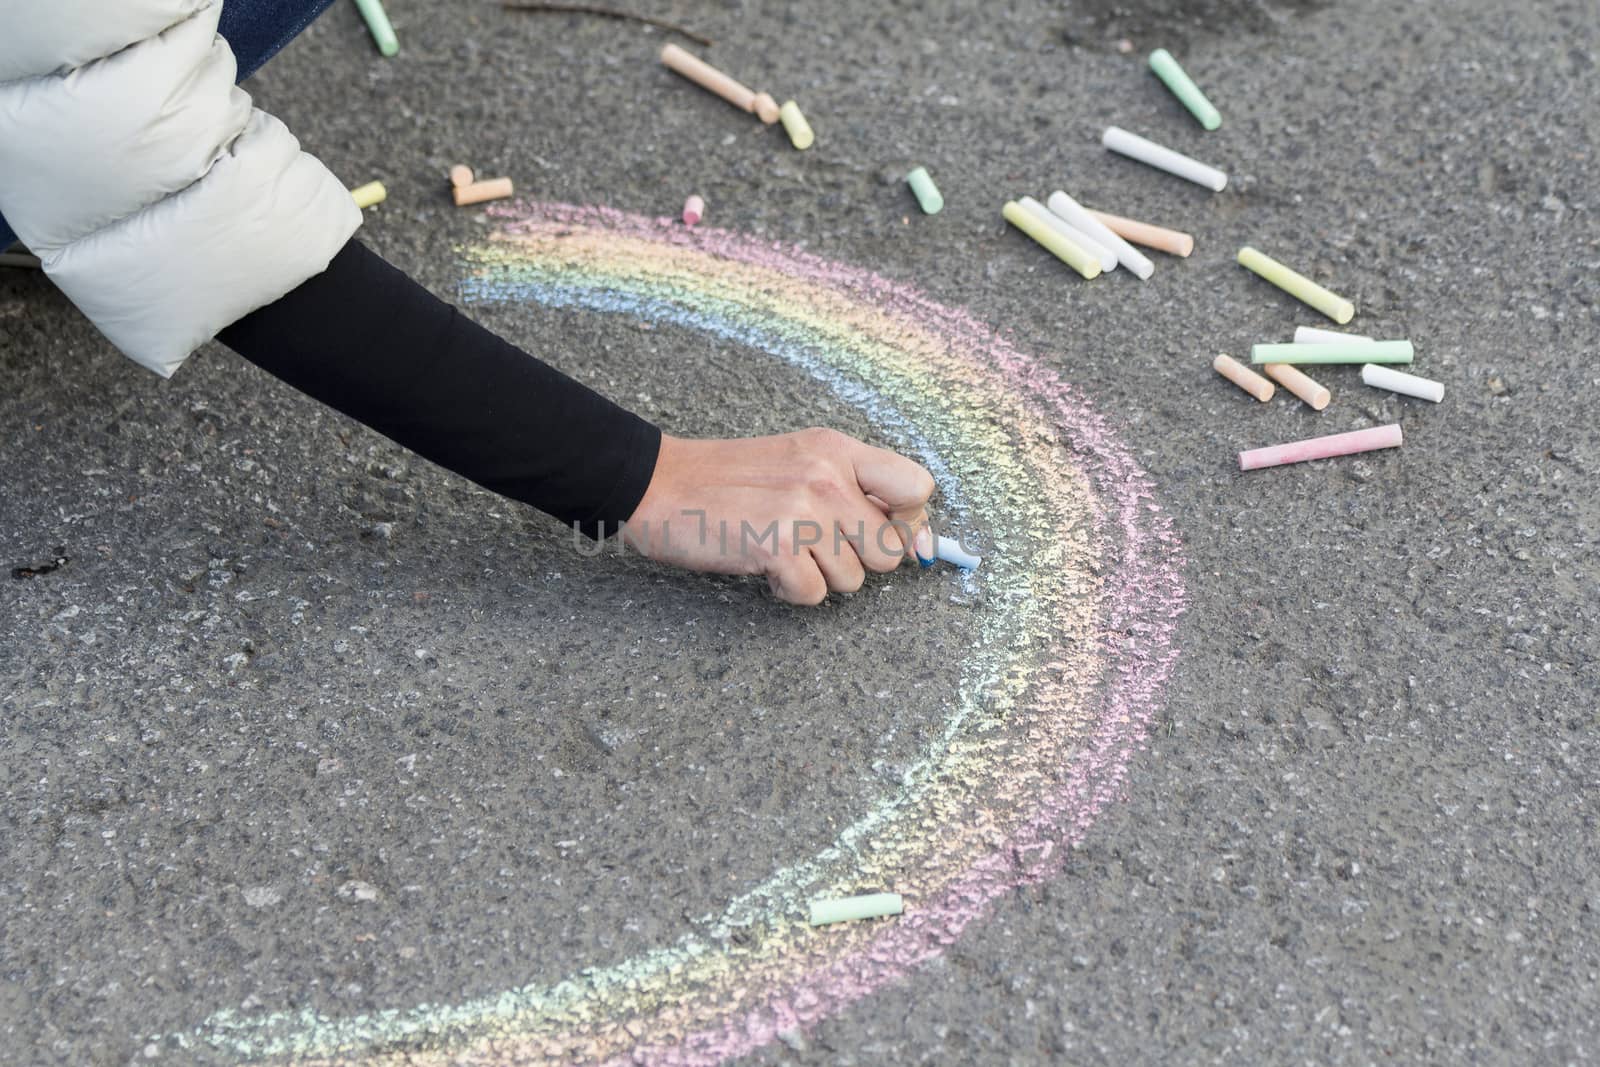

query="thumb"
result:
[850,442,936,562]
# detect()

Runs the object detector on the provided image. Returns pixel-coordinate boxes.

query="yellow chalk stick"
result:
[1237,246,1355,324]
[1002,201,1101,279]
[350,181,386,209]
[778,100,814,150]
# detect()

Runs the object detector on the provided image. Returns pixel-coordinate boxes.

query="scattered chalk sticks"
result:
[1294,325,1371,344]
[353,0,398,57]
[1002,200,1101,279]
[1239,424,1403,471]
[660,44,757,113]
[682,194,705,226]
[1263,363,1331,410]
[1102,126,1227,191]
[778,100,814,150]
[1087,209,1194,257]
[935,534,982,571]
[1148,49,1221,130]
[906,166,943,214]
[1048,191,1153,280]
[1362,364,1444,402]
[1237,247,1354,324]
[1213,354,1275,402]
[350,181,386,209]
[808,892,904,926]
[1252,340,1413,365]
[1020,197,1117,273]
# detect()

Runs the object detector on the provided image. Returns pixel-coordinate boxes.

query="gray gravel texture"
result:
[2,0,1598,1063]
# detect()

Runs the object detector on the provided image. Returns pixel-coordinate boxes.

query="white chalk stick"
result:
[1046,191,1154,280]
[1102,126,1227,191]
[1294,326,1373,344]
[935,535,981,570]
[1018,197,1118,273]
[1361,364,1444,403]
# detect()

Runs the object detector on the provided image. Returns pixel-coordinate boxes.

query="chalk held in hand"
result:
[1239,424,1403,471]
[1102,126,1227,191]
[1087,209,1194,257]
[1019,197,1117,273]
[682,194,705,226]
[1294,325,1371,344]
[353,0,398,56]
[1048,191,1153,279]
[453,176,514,206]
[906,166,944,214]
[1362,364,1444,402]
[1252,340,1413,365]
[1148,48,1221,130]
[778,100,814,150]
[1002,200,1101,279]
[1263,363,1331,410]
[1213,354,1274,402]
[660,44,757,113]
[934,535,981,571]
[1237,247,1354,324]
[808,892,904,926]
[349,181,386,209]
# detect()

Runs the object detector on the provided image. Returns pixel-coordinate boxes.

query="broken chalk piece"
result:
[1362,364,1444,403]
[1237,247,1354,324]
[779,100,814,150]
[808,893,904,926]
[1002,200,1101,279]
[1048,191,1153,279]
[934,535,981,571]
[453,177,514,206]
[1020,197,1117,273]
[753,92,781,124]
[1087,209,1194,257]
[350,181,386,209]
[1102,126,1226,191]
[353,0,398,57]
[682,194,705,226]
[1213,354,1275,402]
[449,164,474,189]
[1252,340,1413,365]
[1294,325,1371,344]
[1239,424,1403,471]
[1263,363,1331,410]
[660,44,757,113]
[1148,48,1221,130]
[906,166,944,215]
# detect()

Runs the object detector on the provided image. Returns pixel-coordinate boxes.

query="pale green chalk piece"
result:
[1237,246,1355,324]
[1251,340,1414,365]
[779,100,814,150]
[906,166,943,215]
[1148,48,1221,130]
[353,0,399,56]
[1002,200,1101,279]
[808,892,904,926]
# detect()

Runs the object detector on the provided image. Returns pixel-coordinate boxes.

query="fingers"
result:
[837,491,906,573]
[851,441,936,562]
[767,555,828,605]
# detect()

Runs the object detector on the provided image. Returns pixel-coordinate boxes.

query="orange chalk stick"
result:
[449,164,474,189]
[1263,363,1331,410]
[1086,209,1194,257]
[453,177,513,206]
[660,44,756,113]
[1213,354,1275,402]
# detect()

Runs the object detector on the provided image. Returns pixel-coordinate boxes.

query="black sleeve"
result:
[218,238,661,539]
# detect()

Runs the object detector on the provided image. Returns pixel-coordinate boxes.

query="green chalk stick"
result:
[1251,340,1414,365]
[808,892,904,926]
[1148,49,1221,130]
[906,166,943,215]
[353,0,399,56]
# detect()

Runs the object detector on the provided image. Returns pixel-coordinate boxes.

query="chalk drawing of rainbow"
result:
[193,202,1186,1064]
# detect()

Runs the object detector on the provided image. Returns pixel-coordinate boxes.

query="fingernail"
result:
[914,524,935,566]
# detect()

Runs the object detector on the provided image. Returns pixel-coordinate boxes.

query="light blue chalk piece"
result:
[935,534,981,571]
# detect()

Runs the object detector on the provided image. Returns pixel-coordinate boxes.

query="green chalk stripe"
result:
[353,0,399,56]
[1149,48,1220,131]
[906,166,944,215]
[808,892,904,926]
[1252,341,1414,365]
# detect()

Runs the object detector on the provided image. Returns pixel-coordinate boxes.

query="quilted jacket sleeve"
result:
[0,0,360,377]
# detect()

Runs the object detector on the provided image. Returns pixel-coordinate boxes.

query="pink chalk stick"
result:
[683,194,705,226]
[1238,424,1403,471]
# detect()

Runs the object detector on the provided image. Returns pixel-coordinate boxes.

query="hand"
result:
[622,427,937,605]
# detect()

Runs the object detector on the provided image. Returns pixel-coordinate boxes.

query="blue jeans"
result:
[0,0,334,250]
